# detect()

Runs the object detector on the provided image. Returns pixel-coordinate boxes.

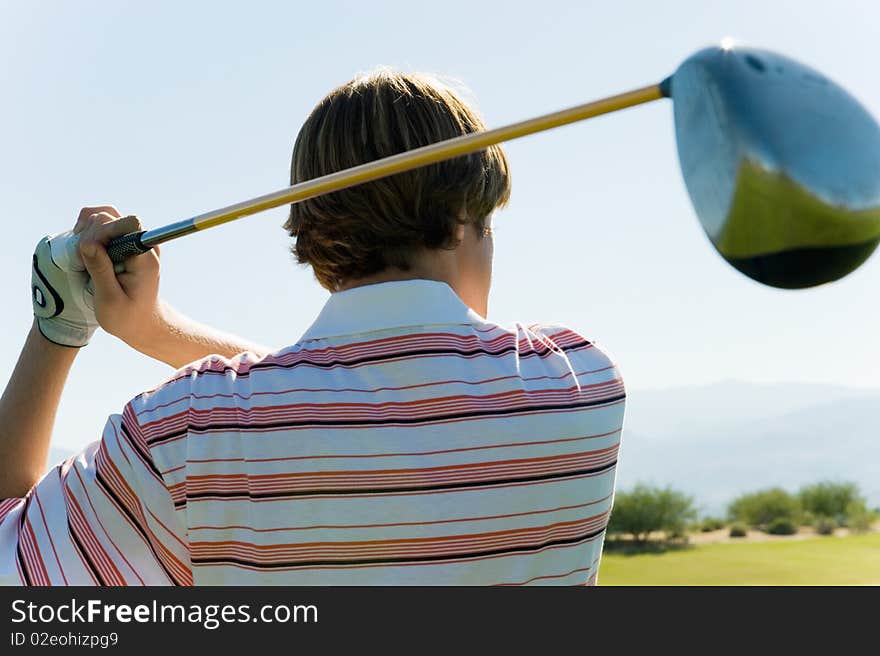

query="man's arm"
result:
[0,323,77,499]
[78,210,274,368]
[0,206,268,584]
[120,301,274,369]
[0,206,270,498]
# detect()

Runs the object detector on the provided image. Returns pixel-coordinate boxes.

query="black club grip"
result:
[107,230,151,264]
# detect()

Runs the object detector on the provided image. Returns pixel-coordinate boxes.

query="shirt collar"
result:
[299,279,486,341]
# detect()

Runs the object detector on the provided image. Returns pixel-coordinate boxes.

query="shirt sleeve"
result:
[0,402,191,586]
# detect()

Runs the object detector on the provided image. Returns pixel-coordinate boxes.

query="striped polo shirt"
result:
[0,279,625,586]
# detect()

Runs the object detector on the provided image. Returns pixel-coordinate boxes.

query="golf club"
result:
[51,42,880,288]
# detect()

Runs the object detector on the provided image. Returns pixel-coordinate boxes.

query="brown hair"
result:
[284,68,511,291]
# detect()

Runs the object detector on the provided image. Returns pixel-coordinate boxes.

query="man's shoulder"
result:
[518,321,619,367]
[126,349,273,418]
[521,321,591,342]
[452,318,623,388]
[125,322,621,418]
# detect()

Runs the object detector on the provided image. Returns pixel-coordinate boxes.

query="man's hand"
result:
[34,204,273,368]
[30,206,130,347]
[78,205,274,368]
[76,209,166,353]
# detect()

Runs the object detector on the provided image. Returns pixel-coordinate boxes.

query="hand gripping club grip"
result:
[106,231,151,264]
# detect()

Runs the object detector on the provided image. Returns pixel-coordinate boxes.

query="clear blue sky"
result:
[1,1,878,451]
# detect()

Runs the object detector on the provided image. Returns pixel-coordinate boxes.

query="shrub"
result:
[666,528,687,540]
[729,523,748,538]
[700,517,726,532]
[845,501,876,533]
[766,517,798,535]
[815,517,836,536]
[799,481,864,526]
[728,488,801,528]
[608,484,698,543]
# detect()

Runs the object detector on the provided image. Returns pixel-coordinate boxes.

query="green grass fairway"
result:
[599,533,880,585]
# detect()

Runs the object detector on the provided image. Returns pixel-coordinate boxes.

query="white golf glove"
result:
[31,231,98,348]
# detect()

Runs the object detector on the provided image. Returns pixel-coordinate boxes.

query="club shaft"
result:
[139,83,665,250]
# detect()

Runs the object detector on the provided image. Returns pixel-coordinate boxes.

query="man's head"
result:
[285,68,511,315]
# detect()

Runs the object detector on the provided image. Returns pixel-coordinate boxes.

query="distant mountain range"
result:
[617,381,880,515]
[45,381,878,517]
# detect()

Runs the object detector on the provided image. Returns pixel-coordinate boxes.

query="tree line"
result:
[607,481,878,544]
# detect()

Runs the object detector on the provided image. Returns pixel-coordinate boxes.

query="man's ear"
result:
[453,222,466,244]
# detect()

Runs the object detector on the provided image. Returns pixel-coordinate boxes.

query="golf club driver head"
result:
[668,45,880,288]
